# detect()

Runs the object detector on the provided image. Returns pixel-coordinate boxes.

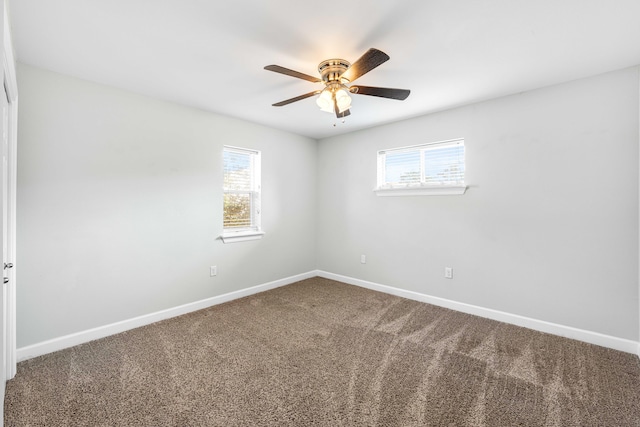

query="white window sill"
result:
[375,185,467,197]
[220,230,265,244]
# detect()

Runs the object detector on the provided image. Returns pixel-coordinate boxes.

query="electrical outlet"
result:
[445,267,453,279]
[210,266,217,277]
[360,255,366,264]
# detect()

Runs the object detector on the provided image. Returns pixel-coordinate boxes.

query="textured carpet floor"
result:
[5,277,640,426]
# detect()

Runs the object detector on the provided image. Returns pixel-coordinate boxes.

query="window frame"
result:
[375,138,467,196]
[220,145,264,243]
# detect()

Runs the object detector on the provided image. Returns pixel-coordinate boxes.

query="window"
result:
[221,146,264,243]
[376,138,466,196]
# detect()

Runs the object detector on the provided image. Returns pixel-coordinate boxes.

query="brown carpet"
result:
[5,277,640,426]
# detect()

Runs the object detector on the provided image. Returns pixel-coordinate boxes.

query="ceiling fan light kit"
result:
[316,83,351,114]
[264,48,410,122]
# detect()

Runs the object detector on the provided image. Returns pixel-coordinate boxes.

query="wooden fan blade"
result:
[340,48,390,83]
[335,109,351,119]
[350,85,410,100]
[272,91,321,107]
[264,65,322,83]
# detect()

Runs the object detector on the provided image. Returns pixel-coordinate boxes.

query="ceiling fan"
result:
[264,48,410,120]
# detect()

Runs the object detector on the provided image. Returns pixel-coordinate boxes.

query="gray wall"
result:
[317,67,640,341]
[16,63,640,349]
[16,64,317,347]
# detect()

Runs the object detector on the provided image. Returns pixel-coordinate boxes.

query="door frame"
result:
[3,4,17,380]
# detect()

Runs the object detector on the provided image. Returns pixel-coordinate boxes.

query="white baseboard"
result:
[317,271,640,356]
[17,270,640,361]
[17,271,318,362]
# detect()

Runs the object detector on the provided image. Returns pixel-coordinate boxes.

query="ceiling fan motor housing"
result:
[318,59,351,83]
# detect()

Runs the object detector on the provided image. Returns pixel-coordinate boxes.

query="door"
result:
[0,7,19,414]
[1,82,8,386]
[0,78,7,407]
[1,77,14,381]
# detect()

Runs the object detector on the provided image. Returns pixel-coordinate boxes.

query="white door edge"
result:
[3,2,18,380]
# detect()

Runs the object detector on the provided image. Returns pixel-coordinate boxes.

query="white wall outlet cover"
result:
[210,266,217,277]
[360,255,366,264]
[445,267,453,279]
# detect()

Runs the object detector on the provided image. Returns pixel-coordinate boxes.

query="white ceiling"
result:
[9,0,640,140]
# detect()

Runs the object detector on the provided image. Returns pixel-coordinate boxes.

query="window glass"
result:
[378,139,465,189]
[223,146,261,232]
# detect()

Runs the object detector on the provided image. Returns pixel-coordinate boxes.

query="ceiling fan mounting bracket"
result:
[318,59,351,83]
